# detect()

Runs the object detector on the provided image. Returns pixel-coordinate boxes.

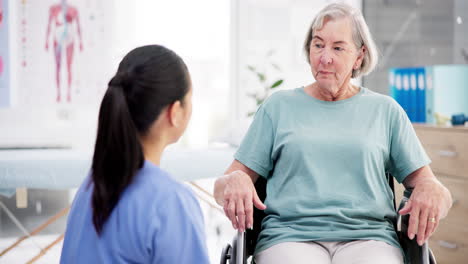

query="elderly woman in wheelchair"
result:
[214,3,452,264]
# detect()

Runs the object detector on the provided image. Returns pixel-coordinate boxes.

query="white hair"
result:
[303,2,379,78]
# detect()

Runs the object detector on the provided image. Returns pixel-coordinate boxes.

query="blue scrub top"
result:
[60,160,210,264]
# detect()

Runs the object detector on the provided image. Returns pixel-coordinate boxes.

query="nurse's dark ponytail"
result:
[91,45,190,235]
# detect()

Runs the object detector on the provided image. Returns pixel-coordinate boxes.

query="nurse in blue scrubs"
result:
[61,45,209,264]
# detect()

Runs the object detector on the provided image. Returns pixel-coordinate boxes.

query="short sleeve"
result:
[151,186,210,264]
[234,105,275,178]
[387,104,431,183]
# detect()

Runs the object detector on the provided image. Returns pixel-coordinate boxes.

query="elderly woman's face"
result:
[309,17,364,91]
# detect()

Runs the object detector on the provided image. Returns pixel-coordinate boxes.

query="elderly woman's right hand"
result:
[221,170,267,232]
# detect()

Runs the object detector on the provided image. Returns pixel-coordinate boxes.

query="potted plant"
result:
[246,50,284,116]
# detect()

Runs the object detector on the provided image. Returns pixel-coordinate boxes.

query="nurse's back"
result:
[61,162,207,263]
[60,45,209,264]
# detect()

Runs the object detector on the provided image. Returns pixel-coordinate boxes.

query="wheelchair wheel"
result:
[220,243,232,264]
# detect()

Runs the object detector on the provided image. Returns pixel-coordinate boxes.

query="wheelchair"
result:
[220,175,436,264]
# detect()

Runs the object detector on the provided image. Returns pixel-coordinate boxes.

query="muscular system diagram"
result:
[45,0,83,103]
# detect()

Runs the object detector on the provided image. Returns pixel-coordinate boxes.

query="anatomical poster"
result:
[0,0,11,107]
[17,0,114,106]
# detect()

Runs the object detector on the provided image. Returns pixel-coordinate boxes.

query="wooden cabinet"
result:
[395,125,468,264]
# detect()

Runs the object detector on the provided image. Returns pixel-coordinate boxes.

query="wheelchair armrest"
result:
[220,231,247,264]
[396,188,436,264]
[220,178,267,264]
[396,188,413,228]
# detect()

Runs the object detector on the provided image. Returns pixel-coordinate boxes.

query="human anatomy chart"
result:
[18,0,113,105]
[0,0,11,107]
[45,0,83,102]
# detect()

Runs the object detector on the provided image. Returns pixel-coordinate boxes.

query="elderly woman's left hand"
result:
[399,166,452,246]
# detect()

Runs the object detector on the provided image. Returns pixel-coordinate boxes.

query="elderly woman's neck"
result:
[307,82,360,101]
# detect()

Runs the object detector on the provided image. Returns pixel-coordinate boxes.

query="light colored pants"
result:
[255,240,403,264]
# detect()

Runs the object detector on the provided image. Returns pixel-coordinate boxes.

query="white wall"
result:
[0,0,231,149]
[125,0,231,147]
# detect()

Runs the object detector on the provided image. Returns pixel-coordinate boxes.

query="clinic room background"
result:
[0,0,467,263]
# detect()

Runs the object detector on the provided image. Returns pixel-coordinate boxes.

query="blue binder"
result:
[401,68,410,120]
[416,68,426,123]
[389,67,428,123]
[390,65,468,124]
[409,69,418,122]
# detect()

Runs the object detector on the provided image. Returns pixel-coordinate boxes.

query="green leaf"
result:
[247,65,256,72]
[257,73,266,82]
[256,98,264,106]
[248,111,256,117]
[270,79,283,89]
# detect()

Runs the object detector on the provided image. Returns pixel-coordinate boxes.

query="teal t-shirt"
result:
[234,87,431,255]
